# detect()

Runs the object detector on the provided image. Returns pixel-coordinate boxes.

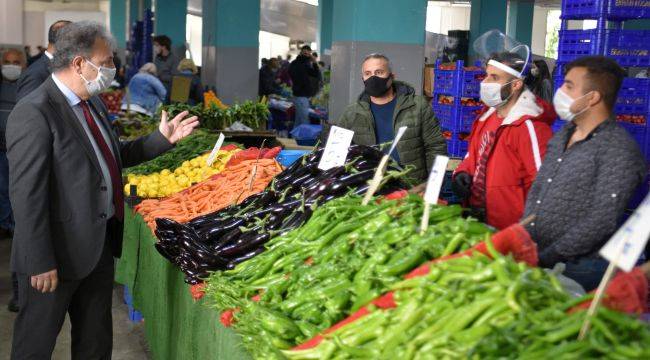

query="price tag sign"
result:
[388,126,407,157]
[424,155,450,204]
[318,126,354,170]
[206,133,225,167]
[599,193,650,272]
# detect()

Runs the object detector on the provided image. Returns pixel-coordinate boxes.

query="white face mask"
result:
[80,59,116,97]
[1,64,22,81]
[553,88,590,122]
[480,79,516,108]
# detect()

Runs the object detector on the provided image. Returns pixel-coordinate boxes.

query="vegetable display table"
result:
[115,209,251,360]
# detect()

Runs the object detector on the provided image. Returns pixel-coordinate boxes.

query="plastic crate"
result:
[459,106,482,133]
[605,30,650,67]
[558,29,650,67]
[459,69,486,98]
[616,78,650,116]
[446,138,469,158]
[276,150,310,167]
[433,103,457,131]
[561,0,650,20]
[433,60,485,97]
[557,29,605,64]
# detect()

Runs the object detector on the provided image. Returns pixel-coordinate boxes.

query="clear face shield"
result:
[473,29,531,80]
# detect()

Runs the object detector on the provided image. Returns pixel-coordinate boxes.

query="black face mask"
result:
[364,75,392,97]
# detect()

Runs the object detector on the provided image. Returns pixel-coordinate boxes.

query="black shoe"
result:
[7,298,19,313]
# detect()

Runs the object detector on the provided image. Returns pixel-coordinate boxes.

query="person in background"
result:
[523,56,646,291]
[453,52,555,230]
[24,46,34,66]
[289,45,321,126]
[323,53,447,182]
[277,54,292,86]
[7,21,198,358]
[1,48,26,314]
[153,35,179,96]
[17,20,71,101]
[123,62,167,116]
[177,58,203,105]
[526,60,553,103]
[259,57,282,97]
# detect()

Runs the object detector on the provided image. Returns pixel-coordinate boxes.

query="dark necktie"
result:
[79,101,124,220]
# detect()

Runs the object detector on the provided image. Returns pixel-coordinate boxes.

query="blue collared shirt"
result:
[52,74,115,218]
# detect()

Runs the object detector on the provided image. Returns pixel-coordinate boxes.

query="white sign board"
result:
[599,193,650,272]
[318,126,354,170]
[388,126,408,157]
[206,133,226,167]
[424,156,450,204]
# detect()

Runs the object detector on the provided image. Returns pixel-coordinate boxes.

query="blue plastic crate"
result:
[557,29,605,64]
[434,103,457,131]
[616,78,650,116]
[433,65,457,95]
[459,69,486,98]
[433,60,485,97]
[276,150,310,167]
[561,0,650,20]
[446,137,469,158]
[605,30,650,67]
[460,106,482,133]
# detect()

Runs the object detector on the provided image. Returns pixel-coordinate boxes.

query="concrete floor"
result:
[0,236,150,360]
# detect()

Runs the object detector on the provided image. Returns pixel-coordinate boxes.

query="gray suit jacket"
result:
[16,54,51,101]
[6,77,173,280]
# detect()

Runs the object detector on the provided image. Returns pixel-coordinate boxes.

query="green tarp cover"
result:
[115,210,251,360]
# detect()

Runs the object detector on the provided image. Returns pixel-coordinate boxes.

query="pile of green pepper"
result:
[205,194,492,359]
[282,247,650,359]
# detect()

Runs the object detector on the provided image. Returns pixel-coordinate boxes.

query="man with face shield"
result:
[6,21,199,358]
[453,31,556,230]
[323,53,447,182]
[522,56,646,291]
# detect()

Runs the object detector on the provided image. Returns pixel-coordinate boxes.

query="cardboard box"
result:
[423,64,435,97]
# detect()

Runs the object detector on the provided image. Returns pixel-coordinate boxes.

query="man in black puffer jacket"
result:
[289,45,321,127]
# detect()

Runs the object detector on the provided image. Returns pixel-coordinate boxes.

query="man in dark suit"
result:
[6,21,199,359]
[16,19,70,101]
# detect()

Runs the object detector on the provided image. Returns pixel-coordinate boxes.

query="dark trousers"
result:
[11,243,114,360]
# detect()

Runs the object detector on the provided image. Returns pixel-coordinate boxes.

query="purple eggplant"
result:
[225,247,266,269]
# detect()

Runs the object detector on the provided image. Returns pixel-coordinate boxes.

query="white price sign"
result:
[599,193,650,272]
[318,126,354,170]
[206,133,226,167]
[424,156,450,204]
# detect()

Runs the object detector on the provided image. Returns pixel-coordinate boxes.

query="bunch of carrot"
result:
[135,158,283,231]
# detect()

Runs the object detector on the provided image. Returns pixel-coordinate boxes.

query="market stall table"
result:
[115,208,252,360]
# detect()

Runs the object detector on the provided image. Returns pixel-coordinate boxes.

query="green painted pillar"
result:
[470,0,508,53]
[110,0,127,48]
[155,0,187,50]
[329,0,427,121]
[129,0,141,22]
[507,0,534,47]
[317,0,333,63]
[202,0,260,104]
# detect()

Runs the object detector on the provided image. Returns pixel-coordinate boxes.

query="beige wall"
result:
[0,0,24,45]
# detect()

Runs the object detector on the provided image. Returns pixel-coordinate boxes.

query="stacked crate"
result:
[432,60,486,158]
[555,0,650,206]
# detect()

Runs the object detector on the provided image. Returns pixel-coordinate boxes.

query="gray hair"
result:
[51,21,116,72]
[362,53,392,72]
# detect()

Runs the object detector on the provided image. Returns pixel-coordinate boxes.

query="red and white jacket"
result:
[455,89,556,230]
